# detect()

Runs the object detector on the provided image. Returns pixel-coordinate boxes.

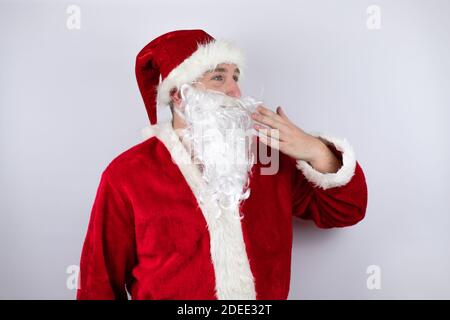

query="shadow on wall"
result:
[292,217,342,245]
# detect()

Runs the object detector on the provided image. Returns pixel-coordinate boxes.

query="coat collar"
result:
[142,120,257,300]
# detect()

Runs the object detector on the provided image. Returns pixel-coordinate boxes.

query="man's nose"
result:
[226,80,241,98]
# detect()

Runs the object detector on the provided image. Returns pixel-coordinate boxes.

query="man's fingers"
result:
[255,105,286,124]
[252,112,290,131]
[276,106,290,122]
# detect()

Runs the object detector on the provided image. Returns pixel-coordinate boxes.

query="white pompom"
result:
[141,125,156,140]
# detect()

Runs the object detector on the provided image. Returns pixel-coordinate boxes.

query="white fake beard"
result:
[175,83,260,218]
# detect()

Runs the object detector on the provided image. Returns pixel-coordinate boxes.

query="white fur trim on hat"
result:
[156,39,245,107]
[296,132,357,190]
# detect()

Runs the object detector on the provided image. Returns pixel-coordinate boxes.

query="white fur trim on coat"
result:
[141,121,256,300]
[156,39,245,107]
[296,132,357,190]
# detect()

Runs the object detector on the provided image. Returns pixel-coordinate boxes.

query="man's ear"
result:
[169,88,182,107]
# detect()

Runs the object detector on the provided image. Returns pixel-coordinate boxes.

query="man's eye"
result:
[211,75,239,82]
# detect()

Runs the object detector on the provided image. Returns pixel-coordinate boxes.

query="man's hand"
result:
[252,105,343,174]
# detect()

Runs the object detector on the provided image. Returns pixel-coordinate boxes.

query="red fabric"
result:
[77,136,368,300]
[135,30,214,124]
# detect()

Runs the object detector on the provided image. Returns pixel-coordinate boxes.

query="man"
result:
[77,29,368,300]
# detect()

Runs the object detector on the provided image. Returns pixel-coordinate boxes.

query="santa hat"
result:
[135,29,246,124]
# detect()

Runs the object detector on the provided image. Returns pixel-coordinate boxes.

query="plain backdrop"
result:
[1,0,449,299]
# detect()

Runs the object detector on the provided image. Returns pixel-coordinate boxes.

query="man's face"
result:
[194,63,242,98]
[171,69,255,214]
[170,63,241,107]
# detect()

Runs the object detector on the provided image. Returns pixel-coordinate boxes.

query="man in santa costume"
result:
[77,29,368,300]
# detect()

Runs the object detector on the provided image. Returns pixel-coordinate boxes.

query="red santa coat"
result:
[77,120,368,300]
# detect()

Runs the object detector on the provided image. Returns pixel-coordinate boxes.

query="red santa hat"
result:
[135,29,246,124]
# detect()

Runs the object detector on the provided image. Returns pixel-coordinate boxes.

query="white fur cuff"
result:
[296,132,357,190]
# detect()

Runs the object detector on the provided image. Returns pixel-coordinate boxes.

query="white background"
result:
[1,0,449,299]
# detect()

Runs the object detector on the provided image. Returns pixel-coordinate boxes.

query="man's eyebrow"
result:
[211,67,240,74]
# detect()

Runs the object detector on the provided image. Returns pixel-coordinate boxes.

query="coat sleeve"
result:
[77,169,136,300]
[291,133,368,228]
